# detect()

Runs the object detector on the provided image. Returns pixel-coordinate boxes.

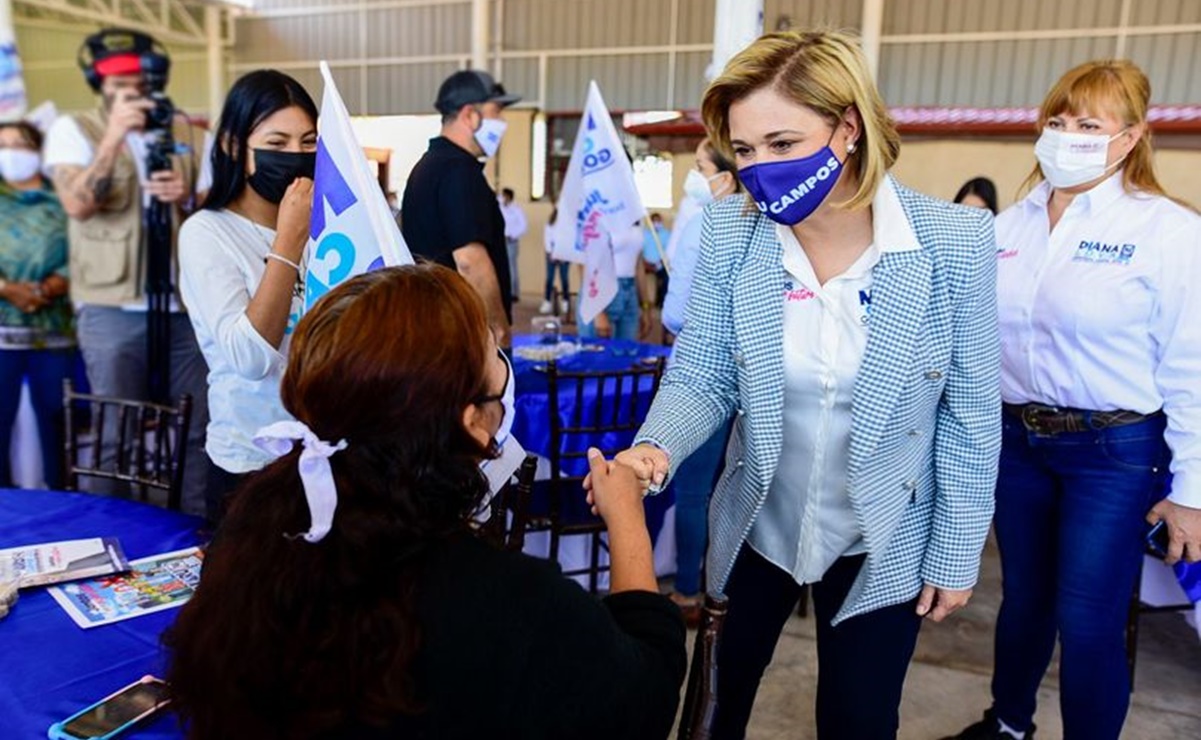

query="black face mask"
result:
[247,149,316,204]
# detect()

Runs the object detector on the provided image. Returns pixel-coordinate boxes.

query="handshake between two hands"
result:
[581,444,670,525]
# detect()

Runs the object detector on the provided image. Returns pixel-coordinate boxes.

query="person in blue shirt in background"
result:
[642,212,671,311]
[661,137,743,624]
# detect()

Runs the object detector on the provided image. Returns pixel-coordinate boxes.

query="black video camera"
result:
[139,53,176,174]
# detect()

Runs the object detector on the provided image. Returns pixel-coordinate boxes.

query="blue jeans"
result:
[672,421,732,596]
[506,237,520,297]
[0,347,74,489]
[543,254,570,302]
[991,412,1169,739]
[578,278,639,341]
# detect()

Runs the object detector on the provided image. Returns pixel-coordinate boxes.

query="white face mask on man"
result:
[474,117,508,159]
[1034,127,1128,189]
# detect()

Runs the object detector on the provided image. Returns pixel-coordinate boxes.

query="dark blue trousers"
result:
[0,347,73,488]
[713,546,922,739]
[990,413,1169,739]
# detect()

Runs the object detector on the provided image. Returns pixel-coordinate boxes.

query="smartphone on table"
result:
[48,675,169,740]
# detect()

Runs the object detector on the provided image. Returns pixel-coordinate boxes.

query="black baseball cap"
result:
[434,70,521,114]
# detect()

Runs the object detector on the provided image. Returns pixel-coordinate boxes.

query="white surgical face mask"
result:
[476,351,519,519]
[683,168,722,205]
[1034,127,1127,189]
[0,149,42,183]
[492,351,515,452]
[474,116,508,159]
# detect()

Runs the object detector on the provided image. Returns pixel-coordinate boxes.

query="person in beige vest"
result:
[44,28,214,518]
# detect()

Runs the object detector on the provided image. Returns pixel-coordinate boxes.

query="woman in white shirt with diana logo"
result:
[607,30,1001,739]
[946,61,1201,740]
[178,70,318,521]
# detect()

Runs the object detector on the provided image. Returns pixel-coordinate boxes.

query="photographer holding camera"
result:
[43,28,214,516]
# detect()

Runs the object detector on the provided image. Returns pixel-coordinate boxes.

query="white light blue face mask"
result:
[477,351,522,519]
[1034,127,1128,189]
[0,149,42,183]
[474,116,508,159]
[683,168,722,205]
[490,351,516,453]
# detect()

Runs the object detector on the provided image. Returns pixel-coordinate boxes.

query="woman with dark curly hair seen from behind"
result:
[164,264,686,740]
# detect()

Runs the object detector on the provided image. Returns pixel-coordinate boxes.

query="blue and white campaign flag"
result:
[551,81,646,324]
[0,0,27,120]
[304,61,412,312]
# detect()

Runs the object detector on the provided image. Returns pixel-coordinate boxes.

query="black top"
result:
[328,534,686,739]
[401,137,512,320]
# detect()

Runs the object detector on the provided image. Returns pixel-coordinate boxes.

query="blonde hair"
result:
[1024,59,1195,210]
[701,29,900,211]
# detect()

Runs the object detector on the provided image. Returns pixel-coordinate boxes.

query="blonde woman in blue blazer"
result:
[603,31,1001,739]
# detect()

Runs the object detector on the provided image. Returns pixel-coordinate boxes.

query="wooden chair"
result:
[537,356,666,592]
[62,379,193,512]
[677,592,730,740]
[482,454,539,552]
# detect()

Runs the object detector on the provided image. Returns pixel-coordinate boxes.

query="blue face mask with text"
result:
[738,137,843,226]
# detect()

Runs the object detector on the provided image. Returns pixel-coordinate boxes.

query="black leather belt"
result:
[1003,403,1162,436]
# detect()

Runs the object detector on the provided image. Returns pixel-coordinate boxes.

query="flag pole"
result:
[644,219,671,277]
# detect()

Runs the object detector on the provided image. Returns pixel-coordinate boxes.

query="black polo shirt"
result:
[401,136,512,320]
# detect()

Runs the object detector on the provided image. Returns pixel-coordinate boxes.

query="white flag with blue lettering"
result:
[304,61,411,312]
[0,0,27,120]
[551,81,646,324]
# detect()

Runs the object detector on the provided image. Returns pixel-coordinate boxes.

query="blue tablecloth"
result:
[510,335,675,540]
[511,334,671,464]
[0,489,204,740]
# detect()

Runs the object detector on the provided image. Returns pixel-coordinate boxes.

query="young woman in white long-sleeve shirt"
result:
[179,70,318,521]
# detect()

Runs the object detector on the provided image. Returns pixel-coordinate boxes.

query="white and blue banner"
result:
[551,80,646,324]
[0,0,27,121]
[304,61,411,312]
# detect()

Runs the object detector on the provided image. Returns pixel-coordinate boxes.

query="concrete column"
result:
[205,5,224,122]
[471,0,489,71]
[708,0,763,80]
[860,0,885,81]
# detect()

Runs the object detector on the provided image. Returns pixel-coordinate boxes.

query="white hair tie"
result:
[254,420,349,543]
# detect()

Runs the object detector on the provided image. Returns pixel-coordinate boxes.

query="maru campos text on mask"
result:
[757,156,842,215]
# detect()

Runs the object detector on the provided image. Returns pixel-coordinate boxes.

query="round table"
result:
[0,489,204,739]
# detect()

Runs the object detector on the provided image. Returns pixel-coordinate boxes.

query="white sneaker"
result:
[538,300,553,314]
[559,299,570,314]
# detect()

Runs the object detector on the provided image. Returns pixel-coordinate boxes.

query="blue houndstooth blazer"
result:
[637,177,1001,624]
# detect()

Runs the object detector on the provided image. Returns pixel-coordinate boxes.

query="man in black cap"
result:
[402,70,520,347]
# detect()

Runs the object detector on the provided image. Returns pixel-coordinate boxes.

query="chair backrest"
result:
[542,356,666,591]
[62,378,193,511]
[482,454,539,552]
[678,593,729,740]
[545,356,666,487]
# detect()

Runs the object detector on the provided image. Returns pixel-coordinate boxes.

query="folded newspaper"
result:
[0,537,130,588]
